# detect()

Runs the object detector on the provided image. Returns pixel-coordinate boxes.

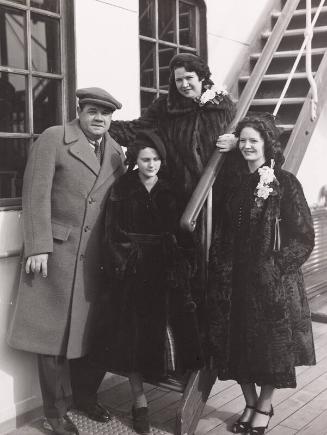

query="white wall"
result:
[75,0,140,120]
[206,0,277,89]
[298,103,327,206]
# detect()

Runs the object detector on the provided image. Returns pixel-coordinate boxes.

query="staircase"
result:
[170,3,327,434]
[237,0,327,151]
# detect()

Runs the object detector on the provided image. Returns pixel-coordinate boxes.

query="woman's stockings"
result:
[128,372,148,408]
[239,383,258,422]
[251,384,275,428]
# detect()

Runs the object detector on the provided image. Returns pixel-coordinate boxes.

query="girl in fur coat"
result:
[93,130,202,434]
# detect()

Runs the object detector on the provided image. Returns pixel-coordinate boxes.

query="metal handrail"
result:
[273,0,325,119]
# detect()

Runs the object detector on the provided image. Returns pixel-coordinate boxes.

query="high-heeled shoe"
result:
[248,406,274,435]
[231,404,255,433]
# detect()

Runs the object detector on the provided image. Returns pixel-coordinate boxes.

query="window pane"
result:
[0,73,27,133]
[158,0,176,43]
[0,138,28,199]
[139,0,155,38]
[31,0,60,13]
[0,6,26,69]
[140,91,156,115]
[33,77,61,133]
[179,1,196,47]
[31,13,61,73]
[140,40,156,89]
[159,44,176,91]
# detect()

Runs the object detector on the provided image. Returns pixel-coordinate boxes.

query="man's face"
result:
[78,103,113,140]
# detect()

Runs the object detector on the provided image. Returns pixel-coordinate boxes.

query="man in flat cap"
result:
[8,87,125,434]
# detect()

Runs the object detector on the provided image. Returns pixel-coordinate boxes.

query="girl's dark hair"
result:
[125,130,166,171]
[234,112,285,168]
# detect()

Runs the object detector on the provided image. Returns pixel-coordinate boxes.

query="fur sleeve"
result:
[276,171,315,272]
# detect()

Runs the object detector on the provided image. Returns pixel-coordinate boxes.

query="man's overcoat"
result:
[8,119,125,358]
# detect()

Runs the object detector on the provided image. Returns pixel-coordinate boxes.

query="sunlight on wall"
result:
[298,104,327,206]
[75,0,140,120]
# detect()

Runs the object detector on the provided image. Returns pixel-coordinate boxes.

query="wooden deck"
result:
[7,318,327,434]
[99,319,327,435]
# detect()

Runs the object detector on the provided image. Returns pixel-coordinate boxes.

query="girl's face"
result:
[137,147,161,181]
[239,127,266,170]
[174,67,203,99]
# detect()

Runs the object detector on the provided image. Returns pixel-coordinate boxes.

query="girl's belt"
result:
[127,232,162,245]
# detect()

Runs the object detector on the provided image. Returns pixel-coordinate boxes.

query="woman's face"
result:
[174,67,203,99]
[239,127,266,170]
[137,147,161,181]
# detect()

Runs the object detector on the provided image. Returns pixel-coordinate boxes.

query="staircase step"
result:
[239,72,314,82]
[251,47,326,59]
[263,25,327,39]
[272,6,327,19]
[250,48,326,74]
[251,97,305,106]
[273,7,327,30]
[264,25,327,51]
[248,103,302,126]
[239,73,311,99]
[277,124,294,131]
[298,0,325,8]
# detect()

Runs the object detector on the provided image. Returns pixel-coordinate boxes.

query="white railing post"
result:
[305,0,319,121]
[274,0,324,119]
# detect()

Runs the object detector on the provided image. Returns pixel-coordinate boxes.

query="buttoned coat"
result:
[7,119,125,358]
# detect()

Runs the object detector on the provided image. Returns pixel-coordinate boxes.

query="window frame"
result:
[0,0,76,209]
[139,0,207,103]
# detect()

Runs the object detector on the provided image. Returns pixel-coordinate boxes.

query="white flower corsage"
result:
[197,84,228,107]
[255,159,279,207]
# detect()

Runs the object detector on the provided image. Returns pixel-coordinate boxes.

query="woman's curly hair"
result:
[168,53,214,92]
[234,112,285,168]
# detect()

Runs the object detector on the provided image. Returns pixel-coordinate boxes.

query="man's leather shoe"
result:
[63,415,79,434]
[76,402,111,423]
[45,416,79,435]
[132,406,150,434]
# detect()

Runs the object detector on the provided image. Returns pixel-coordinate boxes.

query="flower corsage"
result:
[197,84,228,107]
[255,159,279,207]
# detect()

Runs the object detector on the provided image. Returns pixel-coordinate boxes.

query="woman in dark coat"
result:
[207,113,315,434]
[109,53,236,328]
[94,130,202,434]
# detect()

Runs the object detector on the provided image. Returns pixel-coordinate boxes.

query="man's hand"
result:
[216,133,237,152]
[25,254,49,278]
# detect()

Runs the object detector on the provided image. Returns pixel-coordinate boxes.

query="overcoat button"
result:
[80,254,85,260]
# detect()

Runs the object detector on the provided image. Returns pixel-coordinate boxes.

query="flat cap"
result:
[76,87,122,111]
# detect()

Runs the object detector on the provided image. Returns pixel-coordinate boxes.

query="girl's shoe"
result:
[132,406,151,434]
[232,405,255,433]
[248,406,274,435]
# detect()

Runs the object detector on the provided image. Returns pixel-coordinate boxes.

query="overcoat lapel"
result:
[91,132,124,193]
[65,119,100,176]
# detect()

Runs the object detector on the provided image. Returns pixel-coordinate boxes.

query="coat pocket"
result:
[51,221,72,241]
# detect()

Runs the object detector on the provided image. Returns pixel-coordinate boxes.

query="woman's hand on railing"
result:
[216,133,237,152]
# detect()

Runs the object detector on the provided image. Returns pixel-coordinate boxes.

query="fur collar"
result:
[109,170,171,201]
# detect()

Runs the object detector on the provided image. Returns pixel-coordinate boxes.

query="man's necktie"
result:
[93,140,102,164]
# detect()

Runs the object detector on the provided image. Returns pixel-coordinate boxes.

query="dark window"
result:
[139,0,206,112]
[0,0,75,206]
